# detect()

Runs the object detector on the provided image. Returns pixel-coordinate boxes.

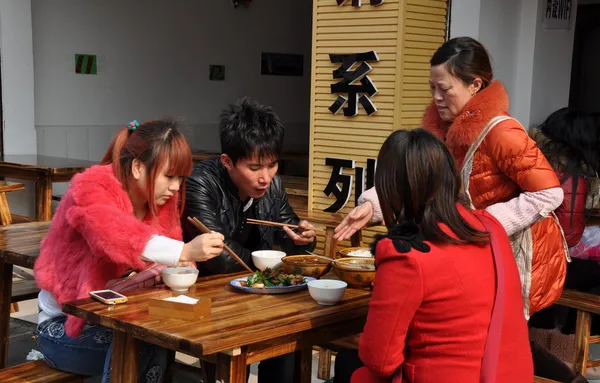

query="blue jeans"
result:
[37,316,168,383]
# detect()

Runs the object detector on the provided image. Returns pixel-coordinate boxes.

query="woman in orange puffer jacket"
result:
[336,37,569,318]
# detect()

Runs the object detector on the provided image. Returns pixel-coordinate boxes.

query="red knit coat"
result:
[34,164,183,338]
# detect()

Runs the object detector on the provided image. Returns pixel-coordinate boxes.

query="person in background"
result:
[183,97,316,383]
[529,109,600,372]
[35,119,224,382]
[334,129,533,383]
[334,37,582,383]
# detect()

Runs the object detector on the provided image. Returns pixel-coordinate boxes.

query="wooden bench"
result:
[281,175,307,210]
[0,360,84,382]
[12,279,39,303]
[555,289,600,374]
[191,150,309,177]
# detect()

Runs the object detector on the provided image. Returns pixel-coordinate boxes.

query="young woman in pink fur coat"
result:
[34,119,224,382]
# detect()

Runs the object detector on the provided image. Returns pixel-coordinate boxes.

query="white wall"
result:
[529,0,578,126]
[449,0,482,39]
[32,0,312,163]
[450,0,577,128]
[477,0,521,119]
[0,0,37,217]
[0,0,36,155]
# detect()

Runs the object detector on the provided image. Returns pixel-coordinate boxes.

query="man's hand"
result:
[283,220,316,246]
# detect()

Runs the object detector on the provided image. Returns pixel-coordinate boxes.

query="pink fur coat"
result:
[34,164,183,338]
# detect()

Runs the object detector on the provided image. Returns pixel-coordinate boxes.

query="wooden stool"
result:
[0,181,26,226]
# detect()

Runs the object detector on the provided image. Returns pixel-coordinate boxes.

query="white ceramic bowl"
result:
[161,267,199,292]
[251,250,286,271]
[307,279,347,306]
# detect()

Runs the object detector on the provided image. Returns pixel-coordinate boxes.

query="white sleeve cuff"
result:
[141,235,184,266]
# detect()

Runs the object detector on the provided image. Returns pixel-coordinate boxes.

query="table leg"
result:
[35,175,53,221]
[0,260,13,369]
[216,353,247,383]
[111,330,139,383]
[294,348,312,383]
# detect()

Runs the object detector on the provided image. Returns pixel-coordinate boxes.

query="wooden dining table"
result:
[63,272,371,383]
[0,221,50,368]
[0,155,95,221]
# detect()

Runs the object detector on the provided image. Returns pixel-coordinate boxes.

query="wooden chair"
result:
[0,360,84,382]
[0,181,35,226]
[0,181,36,313]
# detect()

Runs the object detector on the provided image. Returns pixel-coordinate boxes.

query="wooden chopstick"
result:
[186,216,254,273]
[246,218,299,230]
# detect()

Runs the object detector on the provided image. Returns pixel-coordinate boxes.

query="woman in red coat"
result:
[341,129,533,383]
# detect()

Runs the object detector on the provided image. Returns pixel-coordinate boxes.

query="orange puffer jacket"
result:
[423,81,567,315]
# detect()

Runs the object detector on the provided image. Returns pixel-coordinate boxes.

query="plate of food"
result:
[230,268,315,294]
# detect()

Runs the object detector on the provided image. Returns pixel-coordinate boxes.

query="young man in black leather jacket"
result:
[183,97,316,383]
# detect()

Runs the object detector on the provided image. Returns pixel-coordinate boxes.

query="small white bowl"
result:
[161,267,199,292]
[308,279,347,306]
[252,250,286,271]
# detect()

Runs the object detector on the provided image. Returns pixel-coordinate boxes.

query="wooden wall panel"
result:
[309,0,447,253]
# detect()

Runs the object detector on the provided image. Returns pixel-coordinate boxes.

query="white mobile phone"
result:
[89,290,128,305]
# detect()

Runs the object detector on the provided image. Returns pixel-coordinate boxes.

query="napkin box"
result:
[148,293,211,320]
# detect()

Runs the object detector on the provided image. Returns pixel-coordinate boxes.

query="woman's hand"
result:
[283,220,316,246]
[179,232,225,263]
[334,202,374,241]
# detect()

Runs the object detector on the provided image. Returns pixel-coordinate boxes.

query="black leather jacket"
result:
[183,159,316,276]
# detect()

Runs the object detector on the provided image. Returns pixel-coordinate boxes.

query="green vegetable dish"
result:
[240,268,306,288]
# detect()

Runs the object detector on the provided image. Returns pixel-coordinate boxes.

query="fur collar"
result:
[422,80,510,162]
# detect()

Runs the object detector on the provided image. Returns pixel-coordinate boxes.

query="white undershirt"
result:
[37,235,184,324]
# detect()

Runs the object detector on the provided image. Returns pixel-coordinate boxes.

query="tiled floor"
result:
[10,298,334,383]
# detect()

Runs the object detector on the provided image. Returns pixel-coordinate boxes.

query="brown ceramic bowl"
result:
[281,255,332,279]
[332,257,376,288]
[336,247,373,259]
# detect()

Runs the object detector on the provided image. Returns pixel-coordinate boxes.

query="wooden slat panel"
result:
[309,0,447,217]
[317,25,399,34]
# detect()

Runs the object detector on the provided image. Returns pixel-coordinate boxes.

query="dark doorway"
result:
[569,3,600,113]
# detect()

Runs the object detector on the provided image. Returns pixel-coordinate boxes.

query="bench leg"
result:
[316,347,332,380]
[324,227,334,259]
[0,260,13,369]
[572,310,592,375]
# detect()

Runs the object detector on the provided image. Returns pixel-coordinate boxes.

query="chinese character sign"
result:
[323,157,377,212]
[543,0,572,29]
[329,51,379,117]
[337,0,384,6]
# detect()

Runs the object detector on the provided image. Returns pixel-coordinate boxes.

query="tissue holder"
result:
[148,293,211,321]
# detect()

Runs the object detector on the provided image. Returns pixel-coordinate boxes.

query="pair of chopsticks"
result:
[246,218,299,229]
[186,216,254,273]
